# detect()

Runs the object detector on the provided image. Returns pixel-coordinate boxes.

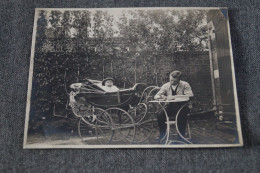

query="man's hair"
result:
[170,71,182,79]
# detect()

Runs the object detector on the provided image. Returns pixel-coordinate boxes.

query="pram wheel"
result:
[105,108,136,144]
[128,103,154,143]
[78,107,113,145]
[133,117,155,143]
[128,103,148,123]
[95,109,114,144]
[133,102,156,143]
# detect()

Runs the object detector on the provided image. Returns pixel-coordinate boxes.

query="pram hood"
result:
[70,79,105,93]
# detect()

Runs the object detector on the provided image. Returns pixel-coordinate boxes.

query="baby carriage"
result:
[69,79,158,145]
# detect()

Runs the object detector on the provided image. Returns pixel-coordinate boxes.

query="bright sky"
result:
[43,8,207,38]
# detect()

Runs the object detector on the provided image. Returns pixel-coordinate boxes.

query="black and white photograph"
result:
[24,7,243,148]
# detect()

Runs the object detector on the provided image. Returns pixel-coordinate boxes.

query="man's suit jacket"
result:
[154,80,194,99]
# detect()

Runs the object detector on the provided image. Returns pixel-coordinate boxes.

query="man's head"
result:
[169,71,182,85]
[102,77,115,87]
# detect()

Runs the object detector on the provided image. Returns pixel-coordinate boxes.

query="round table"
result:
[149,100,192,145]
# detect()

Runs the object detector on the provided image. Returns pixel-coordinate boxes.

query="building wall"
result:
[83,51,213,103]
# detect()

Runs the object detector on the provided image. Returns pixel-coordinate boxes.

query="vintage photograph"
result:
[24,7,243,148]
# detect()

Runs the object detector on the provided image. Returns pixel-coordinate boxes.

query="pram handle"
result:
[132,83,147,90]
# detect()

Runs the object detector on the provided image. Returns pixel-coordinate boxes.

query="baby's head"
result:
[105,80,114,87]
[102,78,115,87]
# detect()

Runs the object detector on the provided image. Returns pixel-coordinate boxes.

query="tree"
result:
[116,9,208,85]
[35,10,47,52]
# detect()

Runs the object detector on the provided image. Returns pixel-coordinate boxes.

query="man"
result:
[154,70,194,143]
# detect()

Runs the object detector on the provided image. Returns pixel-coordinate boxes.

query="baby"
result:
[101,77,119,92]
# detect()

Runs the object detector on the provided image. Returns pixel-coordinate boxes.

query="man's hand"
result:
[159,95,167,100]
[167,95,176,100]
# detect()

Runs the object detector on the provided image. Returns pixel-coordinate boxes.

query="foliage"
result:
[30,9,209,130]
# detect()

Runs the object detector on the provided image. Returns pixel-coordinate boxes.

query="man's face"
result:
[170,76,180,85]
[105,80,113,87]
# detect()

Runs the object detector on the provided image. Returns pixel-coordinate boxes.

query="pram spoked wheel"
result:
[132,87,160,143]
[78,107,113,145]
[128,103,154,143]
[105,107,136,144]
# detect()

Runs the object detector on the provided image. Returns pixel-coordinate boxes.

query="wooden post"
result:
[102,64,105,79]
[134,56,137,83]
[110,61,113,74]
[207,20,222,110]
[77,66,80,82]
[208,28,217,106]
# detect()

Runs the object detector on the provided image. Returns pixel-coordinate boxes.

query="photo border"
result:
[23,7,243,149]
